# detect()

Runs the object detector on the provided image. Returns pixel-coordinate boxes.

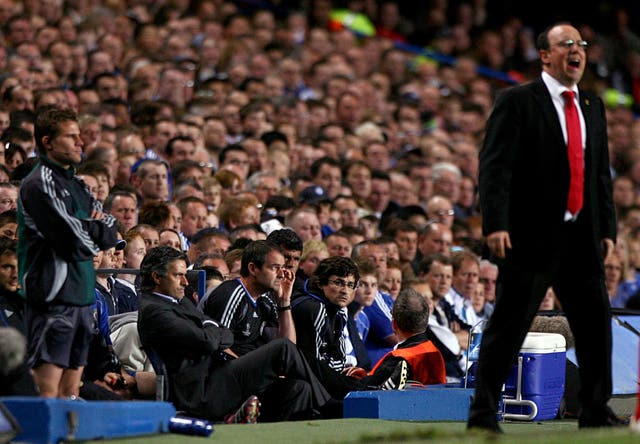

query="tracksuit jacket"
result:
[17,155,118,307]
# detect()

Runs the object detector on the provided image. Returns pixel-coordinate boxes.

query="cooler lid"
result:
[520,332,566,353]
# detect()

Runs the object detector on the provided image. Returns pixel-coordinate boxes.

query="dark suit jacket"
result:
[479,79,616,271]
[137,292,233,414]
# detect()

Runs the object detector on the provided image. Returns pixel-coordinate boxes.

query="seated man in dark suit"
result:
[137,246,332,422]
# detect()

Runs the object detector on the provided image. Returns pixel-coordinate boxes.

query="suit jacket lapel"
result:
[578,91,595,177]
[531,79,565,145]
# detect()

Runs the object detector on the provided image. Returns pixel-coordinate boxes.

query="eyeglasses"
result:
[554,39,588,50]
[328,278,358,290]
[435,209,455,217]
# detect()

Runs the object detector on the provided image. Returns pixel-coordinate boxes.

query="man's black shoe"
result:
[467,424,503,435]
[467,418,503,435]
[379,360,408,390]
[578,407,629,428]
[467,405,503,435]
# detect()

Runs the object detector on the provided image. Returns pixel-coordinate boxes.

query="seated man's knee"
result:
[269,337,296,352]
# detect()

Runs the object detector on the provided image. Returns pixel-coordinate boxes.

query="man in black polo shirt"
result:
[200,240,295,356]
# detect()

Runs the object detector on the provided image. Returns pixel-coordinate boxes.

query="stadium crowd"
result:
[1,0,640,424]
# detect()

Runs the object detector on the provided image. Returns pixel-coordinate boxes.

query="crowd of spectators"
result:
[2,0,640,418]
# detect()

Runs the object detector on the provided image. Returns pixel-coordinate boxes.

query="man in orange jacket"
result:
[368,288,446,386]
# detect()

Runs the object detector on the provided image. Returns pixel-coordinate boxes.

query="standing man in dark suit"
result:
[468,23,620,432]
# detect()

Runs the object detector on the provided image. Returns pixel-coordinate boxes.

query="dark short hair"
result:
[229,237,252,251]
[173,159,205,185]
[77,160,110,181]
[393,288,429,334]
[343,159,371,178]
[310,156,341,179]
[139,201,171,228]
[0,237,17,257]
[535,22,572,51]
[266,229,303,252]
[240,240,283,277]
[176,196,206,218]
[193,252,225,270]
[165,135,195,156]
[0,126,32,144]
[384,219,418,238]
[311,256,360,286]
[229,224,265,243]
[418,253,451,275]
[35,108,78,153]
[0,209,17,227]
[194,265,224,282]
[10,158,37,181]
[4,142,25,165]
[191,227,228,246]
[260,130,288,146]
[219,144,247,165]
[139,245,187,292]
[371,170,391,182]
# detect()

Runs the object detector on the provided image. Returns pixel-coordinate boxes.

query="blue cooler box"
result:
[503,332,566,421]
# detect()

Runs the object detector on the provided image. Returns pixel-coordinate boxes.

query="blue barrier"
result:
[343,387,474,421]
[1,397,175,443]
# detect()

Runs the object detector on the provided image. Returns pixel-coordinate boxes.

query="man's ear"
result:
[41,136,51,151]
[539,49,550,66]
[152,271,161,285]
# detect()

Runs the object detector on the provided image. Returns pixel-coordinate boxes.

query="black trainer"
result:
[578,406,630,428]
[379,360,408,390]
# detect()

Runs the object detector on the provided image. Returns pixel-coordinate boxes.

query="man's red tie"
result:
[562,90,583,215]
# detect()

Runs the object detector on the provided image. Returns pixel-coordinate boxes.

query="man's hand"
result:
[276,268,294,306]
[601,238,614,259]
[223,348,238,359]
[97,371,135,398]
[90,209,104,220]
[486,231,512,259]
[342,366,367,379]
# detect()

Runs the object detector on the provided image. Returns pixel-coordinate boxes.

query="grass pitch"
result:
[109,418,638,444]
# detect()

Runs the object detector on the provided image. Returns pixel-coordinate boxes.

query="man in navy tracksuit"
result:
[18,108,118,398]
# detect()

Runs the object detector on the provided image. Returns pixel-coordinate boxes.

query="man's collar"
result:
[40,155,76,178]
[237,277,270,305]
[397,331,428,348]
[153,292,180,304]
[541,71,579,99]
